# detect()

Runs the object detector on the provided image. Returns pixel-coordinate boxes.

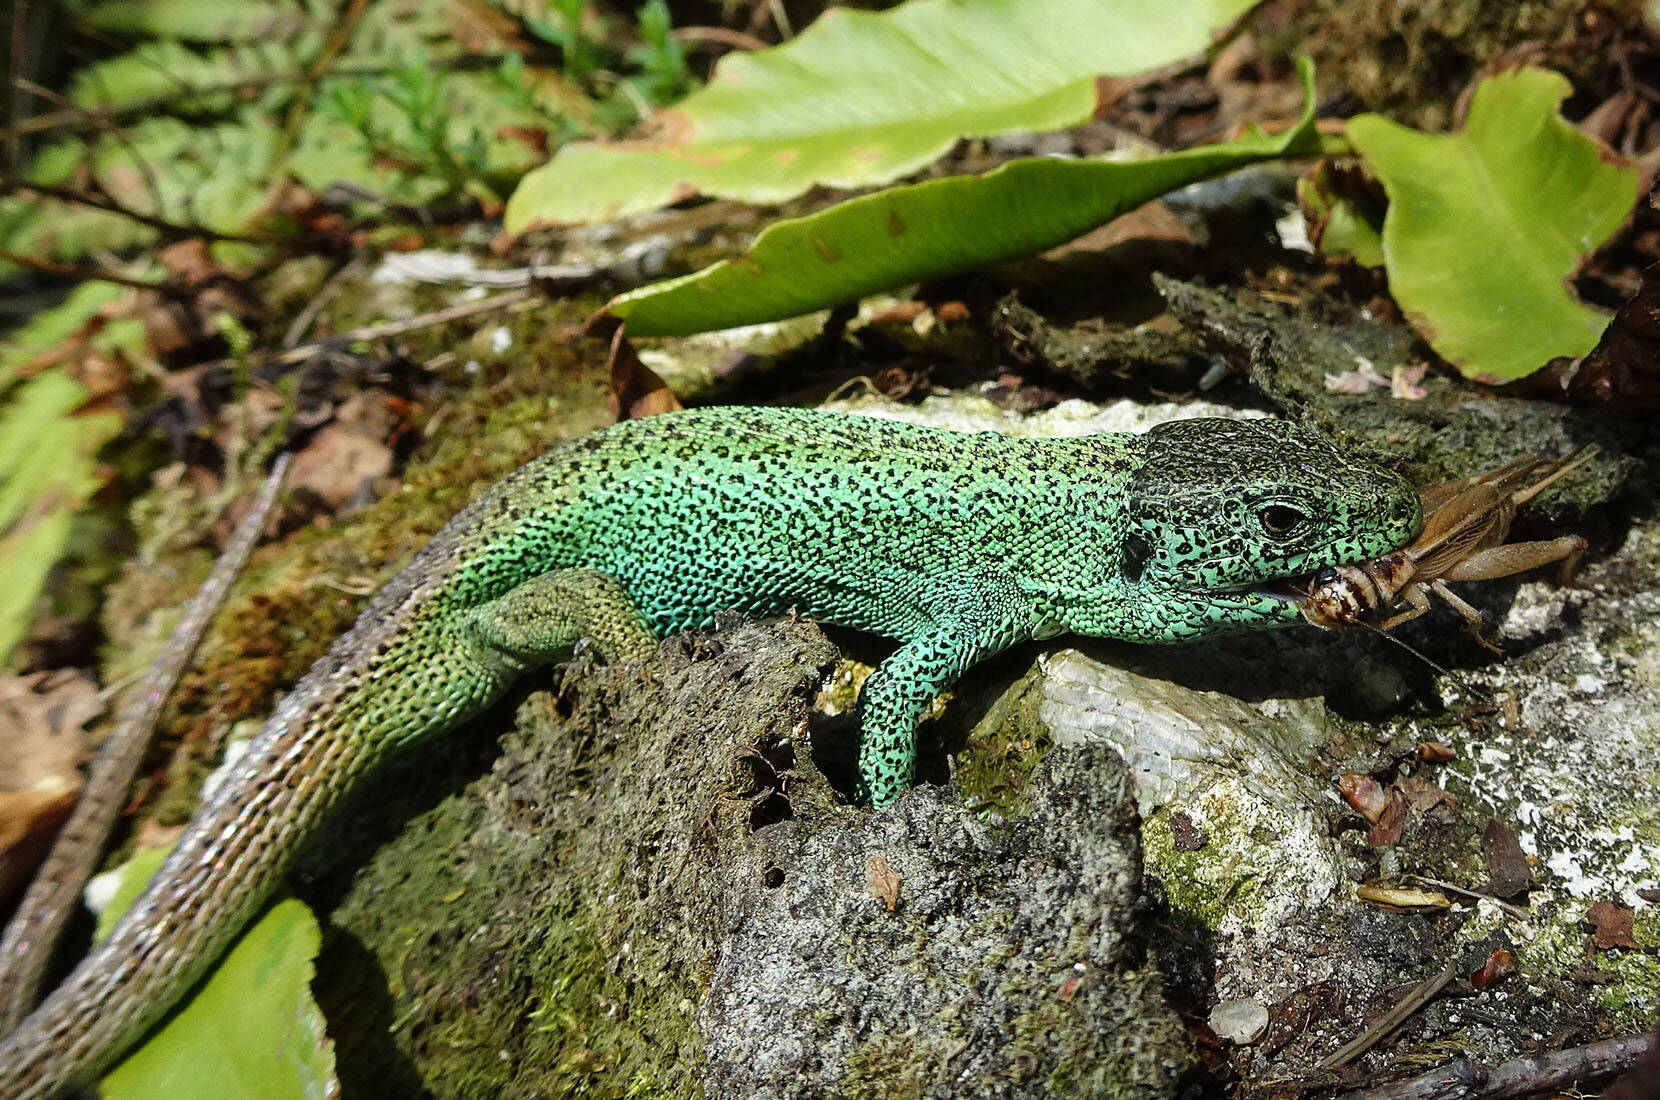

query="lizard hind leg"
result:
[467,567,657,667]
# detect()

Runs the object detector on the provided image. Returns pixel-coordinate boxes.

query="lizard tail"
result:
[0,713,358,1100]
[0,593,513,1099]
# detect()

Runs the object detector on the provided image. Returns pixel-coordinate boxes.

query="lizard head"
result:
[1110,417,1420,641]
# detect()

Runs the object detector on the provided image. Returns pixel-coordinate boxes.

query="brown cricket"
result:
[1299,448,1596,652]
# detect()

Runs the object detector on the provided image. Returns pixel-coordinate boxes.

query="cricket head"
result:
[1108,417,1420,641]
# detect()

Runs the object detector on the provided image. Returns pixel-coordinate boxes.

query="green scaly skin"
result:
[0,407,1419,1098]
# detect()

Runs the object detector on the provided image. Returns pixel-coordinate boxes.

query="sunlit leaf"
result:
[605,59,1318,336]
[1346,67,1637,382]
[96,849,337,1100]
[0,373,123,669]
[75,0,318,43]
[506,0,1257,230]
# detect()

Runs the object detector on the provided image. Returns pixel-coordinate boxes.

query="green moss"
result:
[841,1031,933,1100]
[1295,0,1596,131]
[101,294,615,828]
[949,664,1053,816]
[1141,801,1262,931]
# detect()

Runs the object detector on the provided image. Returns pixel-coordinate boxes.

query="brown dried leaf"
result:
[1482,818,1535,899]
[1338,772,1408,845]
[866,852,901,912]
[1417,741,1456,762]
[1356,884,1452,911]
[1366,796,1407,846]
[0,670,99,791]
[140,241,263,360]
[1587,899,1639,950]
[1338,772,1389,822]
[1398,775,1456,816]
[0,787,76,907]
[1260,980,1342,1056]
[285,420,394,514]
[863,301,929,326]
[598,319,682,421]
[0,670,99,905]
[1468,946,1517,989]
[1168,810,1210,852]
[1524,258,1660,413]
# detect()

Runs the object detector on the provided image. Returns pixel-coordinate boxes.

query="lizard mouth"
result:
[1254,573,1320,603]
[1207,572,1319,603]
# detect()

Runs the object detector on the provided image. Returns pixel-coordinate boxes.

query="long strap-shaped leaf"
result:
[603,58,1320,337]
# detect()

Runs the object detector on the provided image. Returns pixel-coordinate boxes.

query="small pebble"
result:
[1209,997,1270,1045]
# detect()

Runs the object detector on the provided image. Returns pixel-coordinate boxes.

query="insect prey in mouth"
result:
[1299,447,1596,654]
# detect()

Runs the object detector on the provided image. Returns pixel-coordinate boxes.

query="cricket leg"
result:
[1375,584,1433,632]
[1441,537,1587,587]
[1429,579,1502,655]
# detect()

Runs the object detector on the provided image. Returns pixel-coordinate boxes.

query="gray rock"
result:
[703,743,1186,1099]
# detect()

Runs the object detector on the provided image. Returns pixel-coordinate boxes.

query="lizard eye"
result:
[1258,504,1309,539]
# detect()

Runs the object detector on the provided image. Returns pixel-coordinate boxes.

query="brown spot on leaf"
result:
[808,234,840,262]
[886,211,906,237]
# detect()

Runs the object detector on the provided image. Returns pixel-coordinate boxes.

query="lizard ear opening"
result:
[1121,533,1151,582]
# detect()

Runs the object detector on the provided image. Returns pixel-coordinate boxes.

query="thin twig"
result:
[1404,874,1530,921]
[2,180,281,246]
[0,456,291,1036]
[0,247,183,293]
[1319,958,1461,1071]
[13,77,169,221]
[276,0,372,160]
[201,285,540,372]
[282,255,366,348]
[673,26,769,52]
[1335,1033,1654,1100]
[6,0,27,177]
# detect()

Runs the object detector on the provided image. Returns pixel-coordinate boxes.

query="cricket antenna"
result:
[1354,620,1494,704]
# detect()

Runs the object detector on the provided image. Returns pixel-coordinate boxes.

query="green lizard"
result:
[0,406,1419,1098]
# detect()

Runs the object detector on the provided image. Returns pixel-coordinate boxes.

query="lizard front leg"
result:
[856,582,1031,808]
[467,567,657,667]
